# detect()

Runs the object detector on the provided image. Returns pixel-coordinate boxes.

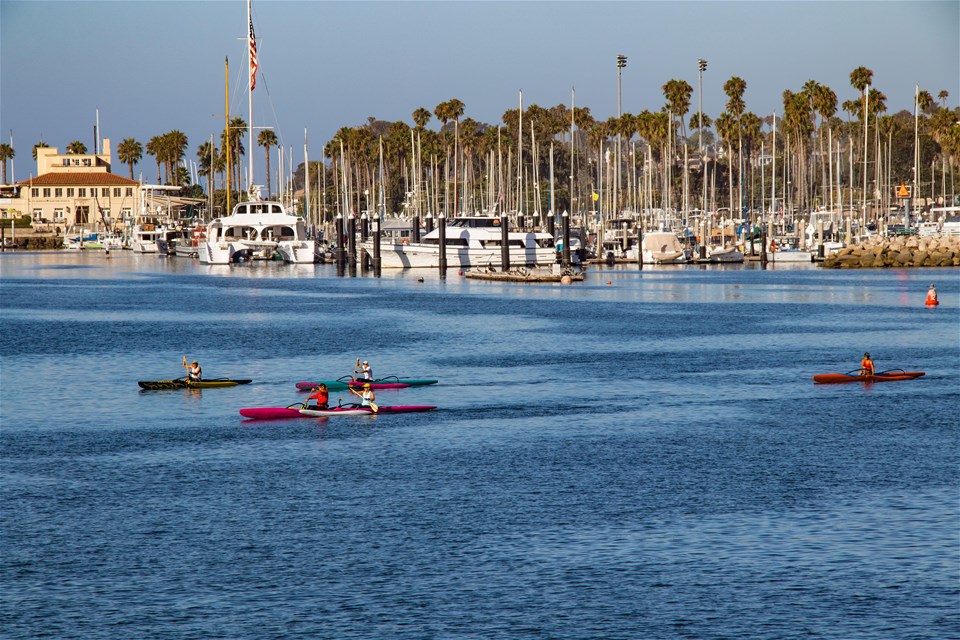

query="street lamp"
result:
[698,58,707,216]
[617,55,627,215]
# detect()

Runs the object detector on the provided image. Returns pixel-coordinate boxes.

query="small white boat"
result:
[130,223,160,253]
[641,231,688,264]
[769,248,813,263]
[705,245,744,263]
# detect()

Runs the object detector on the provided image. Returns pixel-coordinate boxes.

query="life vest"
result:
[861,359,874,375]
[926,290,938,305]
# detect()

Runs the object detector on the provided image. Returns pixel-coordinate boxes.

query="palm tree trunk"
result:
[265,147,272,198]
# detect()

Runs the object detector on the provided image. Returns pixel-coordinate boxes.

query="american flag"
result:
[248,16,258,90]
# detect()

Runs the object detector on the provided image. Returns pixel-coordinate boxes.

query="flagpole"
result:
[247,0,255,196]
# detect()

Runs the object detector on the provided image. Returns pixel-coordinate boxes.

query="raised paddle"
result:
[349,387,378,413]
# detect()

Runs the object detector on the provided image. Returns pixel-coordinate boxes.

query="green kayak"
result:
[295,377,438,391]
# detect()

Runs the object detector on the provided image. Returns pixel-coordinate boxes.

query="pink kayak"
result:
[241,405,436,419]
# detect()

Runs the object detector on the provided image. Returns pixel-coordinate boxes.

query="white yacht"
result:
[199,199,314,264]
[362,215,556,269]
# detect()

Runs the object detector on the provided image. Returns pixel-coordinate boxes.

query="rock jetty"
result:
[821,235,960,269]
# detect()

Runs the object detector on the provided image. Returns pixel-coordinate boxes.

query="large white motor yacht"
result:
[199,200,314,264]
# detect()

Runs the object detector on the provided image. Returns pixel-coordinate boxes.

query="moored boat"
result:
[199,199,314,264]
[705,245,744,263]
[641,231,688,264]
[362,215,555,269]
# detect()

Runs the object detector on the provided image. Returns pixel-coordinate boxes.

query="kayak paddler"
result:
[307,384,329,410]
[926,283,938,306]
[860,352,875,377]
[182,356,202,381]
[354,358,373,381]
[350,382,376,407]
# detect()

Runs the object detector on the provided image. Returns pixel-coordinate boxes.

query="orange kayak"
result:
[813,371,925,384]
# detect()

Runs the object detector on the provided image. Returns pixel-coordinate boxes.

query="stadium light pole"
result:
[698,58,708,216]
[617,54,627,216]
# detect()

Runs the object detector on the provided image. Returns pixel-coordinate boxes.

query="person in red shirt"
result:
[860,352,875,376]
[306,384,329,410]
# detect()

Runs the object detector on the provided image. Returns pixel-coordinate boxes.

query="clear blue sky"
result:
[1,0,957,184]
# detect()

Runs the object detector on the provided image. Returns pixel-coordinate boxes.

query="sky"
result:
[1,0,957,185]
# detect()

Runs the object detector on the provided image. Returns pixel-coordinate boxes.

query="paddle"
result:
[349,387,378,413]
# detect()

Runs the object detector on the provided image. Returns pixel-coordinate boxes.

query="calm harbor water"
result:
[1,252,958,639]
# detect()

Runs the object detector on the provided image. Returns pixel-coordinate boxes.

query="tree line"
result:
[1,66,957,221]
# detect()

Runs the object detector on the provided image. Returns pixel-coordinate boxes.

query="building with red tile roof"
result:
[1,138,142,231]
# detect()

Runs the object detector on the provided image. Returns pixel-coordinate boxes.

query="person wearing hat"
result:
[860,352,875,377]
[926,283,938,306]
[354,358,373,381]
[182,356,202,382]
[358,383,375,407]
[307,383,329,410]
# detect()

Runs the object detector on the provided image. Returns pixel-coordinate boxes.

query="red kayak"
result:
[813,370,925,384]
[241,404,436,419]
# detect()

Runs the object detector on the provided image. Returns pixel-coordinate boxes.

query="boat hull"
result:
[295,378,438,391]
[138,379,252,390]
[812,371,924,384]
[368,243,556,269]
[240,405,437,419]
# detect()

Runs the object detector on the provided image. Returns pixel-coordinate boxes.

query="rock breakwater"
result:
[821,235,960,269]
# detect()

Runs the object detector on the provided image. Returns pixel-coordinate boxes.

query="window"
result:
[113,188,121,197]
[67,188,74,197]
[32,209,42,220]
[31,188,38,197]
[79,188,86,197]
[42,188,51,197]
[54,208,64,221]
[55,188,63,197]
[125,188,133,197]
[102,188,109,197]
[76,207,89,224]
[82,159,92,167]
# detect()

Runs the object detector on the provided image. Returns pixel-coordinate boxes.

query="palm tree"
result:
[32,140,49,160]
[813,83,837,208]
[917,90,936,116]
[146,135,163,183]
[412,107,432,131]
[723,76,747,214]
[166,130,188,186]
[197,140,216,195]
[66,140,87,155]
[937,90,949,108]
[258,129,278,197]
[0,143,14,184]
[116,138,142,180]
